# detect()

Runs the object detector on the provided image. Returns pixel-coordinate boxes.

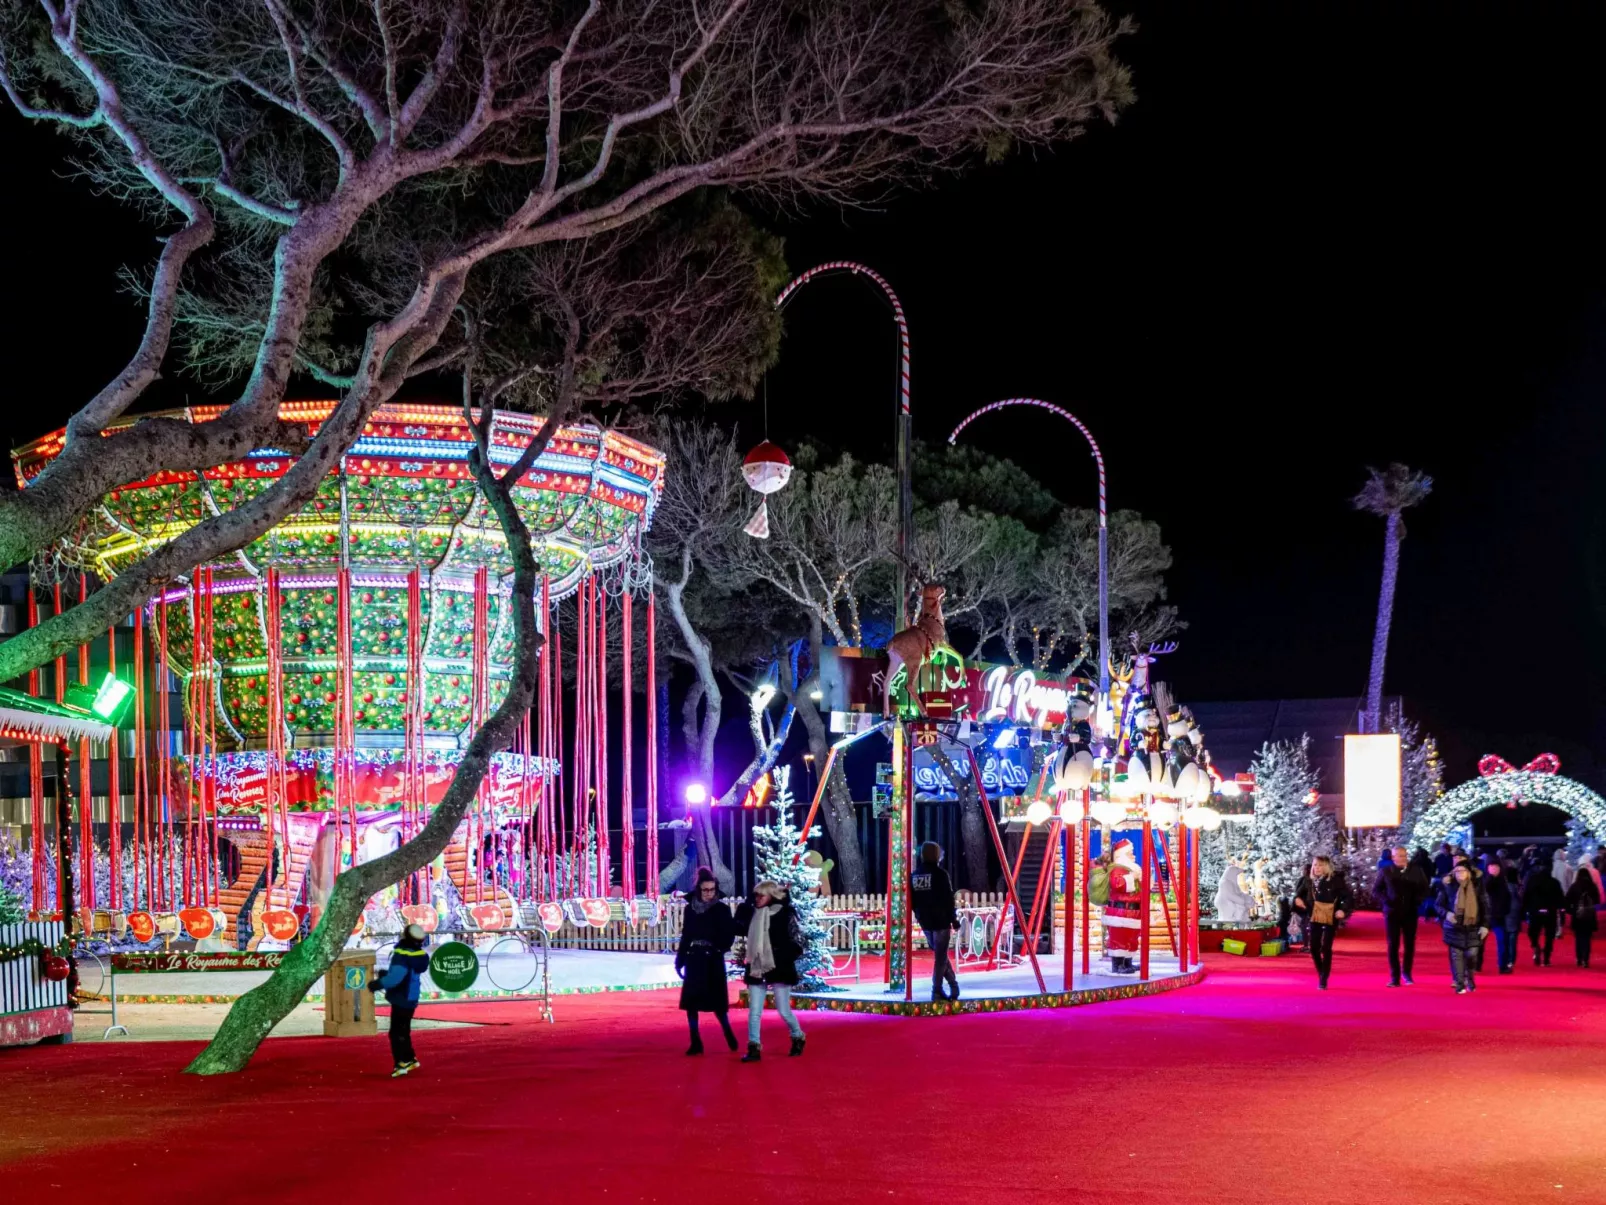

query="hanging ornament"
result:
[741,441,793,539]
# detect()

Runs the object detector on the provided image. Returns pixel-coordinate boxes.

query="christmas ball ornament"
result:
[41,952,70,981]
[741,441,792,539]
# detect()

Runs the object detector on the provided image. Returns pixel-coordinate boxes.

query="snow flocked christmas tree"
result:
[1250,736,1336,903]
[748,815,834,992]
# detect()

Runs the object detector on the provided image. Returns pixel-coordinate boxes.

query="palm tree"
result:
[1353,464,1433,733]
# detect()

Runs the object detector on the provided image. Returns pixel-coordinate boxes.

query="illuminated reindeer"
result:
[883,584,948,717]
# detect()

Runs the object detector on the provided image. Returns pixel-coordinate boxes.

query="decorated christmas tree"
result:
[1250,736,1335,902]
[0,878,24,925]
[1564,818,1598,868]
[749,815,833,992]
[1388,707,1444,851]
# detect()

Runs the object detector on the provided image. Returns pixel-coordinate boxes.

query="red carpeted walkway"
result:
[3,914,1604,1204]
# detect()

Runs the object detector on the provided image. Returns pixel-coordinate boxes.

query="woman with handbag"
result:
[1434,860,1491,993]
[1292,855,1351,990]
[1563,869,1600,968]
[676,867,739,1055]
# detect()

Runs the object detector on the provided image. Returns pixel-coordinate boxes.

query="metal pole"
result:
[1139,817,1152,982]
[948,399,1108,699]
[776,262,912,628]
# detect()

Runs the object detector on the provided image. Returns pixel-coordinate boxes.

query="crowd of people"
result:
[1291,842,1604,994]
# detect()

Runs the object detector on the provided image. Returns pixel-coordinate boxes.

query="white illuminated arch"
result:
[1410,771,1606,849]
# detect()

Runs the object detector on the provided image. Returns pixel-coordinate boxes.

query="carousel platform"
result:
[105,948,679,1004]
[783,954,1205,1017]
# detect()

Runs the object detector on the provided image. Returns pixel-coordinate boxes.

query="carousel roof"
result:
[13,401,665,598]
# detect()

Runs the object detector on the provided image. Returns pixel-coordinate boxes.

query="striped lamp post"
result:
[947,398,1109,701]
[776,262,913,628]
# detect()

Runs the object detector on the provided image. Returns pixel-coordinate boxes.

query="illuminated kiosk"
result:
[13,402,667,960]
[788,646,1215,1016]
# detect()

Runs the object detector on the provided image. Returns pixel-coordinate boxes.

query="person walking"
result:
[1434,861,1491,994]
[910,841,960,1002]
[1482,858,1520,974]
[1563,868,1600,968]
[368,922,429,1077]
[1433,843,1455,878]
[1373,846,1428,986]
[733,880,806,1062]
[1552,847,1576,895]
[1522,861,1565,966]
[676,867,738,1055]
[1292,856,1351,990]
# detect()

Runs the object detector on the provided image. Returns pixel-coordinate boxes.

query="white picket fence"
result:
[543,891,1014,953]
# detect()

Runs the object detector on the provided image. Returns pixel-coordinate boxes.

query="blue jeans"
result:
[1494,925,1516,969]
[747,983,803,1044]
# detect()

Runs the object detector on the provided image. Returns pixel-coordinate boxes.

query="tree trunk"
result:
[183,397,547,1075]
[928,741,990,891]
[1364,512,1403,733]
[661,575,733,892]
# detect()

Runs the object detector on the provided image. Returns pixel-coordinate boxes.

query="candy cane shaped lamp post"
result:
[775,263,914,627]
[948,399,1109,703]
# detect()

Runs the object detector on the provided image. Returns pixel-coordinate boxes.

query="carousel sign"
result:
[976,666,1072,729]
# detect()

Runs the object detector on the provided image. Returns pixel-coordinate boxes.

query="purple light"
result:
[684,783,708,806]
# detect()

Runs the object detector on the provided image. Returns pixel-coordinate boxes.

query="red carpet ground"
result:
[2,913,1603,1204]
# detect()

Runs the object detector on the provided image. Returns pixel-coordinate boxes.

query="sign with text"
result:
[1343,734,1401,828]
[111,951,287,973]
[912,746,1039,801]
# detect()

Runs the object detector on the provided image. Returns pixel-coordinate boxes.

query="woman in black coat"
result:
[1522,864,1566,966]
[1563,870,1601,968]
[1434,862,1491,994]
[732,880,806,1062]
[676,868,738,1054]
[1291,856,1352,990]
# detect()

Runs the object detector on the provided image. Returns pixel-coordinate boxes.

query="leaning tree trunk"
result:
[661,575,734,893]
[183,399,550,1076]
[794,695,867,893]
[1363,512,1403,734]
[927,741,990,891]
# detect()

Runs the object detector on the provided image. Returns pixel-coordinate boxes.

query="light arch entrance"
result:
[1410,770,1606,850]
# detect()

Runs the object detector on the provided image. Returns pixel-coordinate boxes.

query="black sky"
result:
[4,1,1605,791]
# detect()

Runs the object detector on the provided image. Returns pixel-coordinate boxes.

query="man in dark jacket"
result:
[1482,858,1520,973]
[910,841,960,1002]
[1522,863,1566,965]
[369,923,430,1077]
[1373,846,1428,986]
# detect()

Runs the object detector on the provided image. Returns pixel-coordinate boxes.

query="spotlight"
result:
[992,726,1017,750]
[684,783,708,806]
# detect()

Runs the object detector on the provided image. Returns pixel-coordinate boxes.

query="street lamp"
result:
[776,262,913,628]
[948,398,1109,705]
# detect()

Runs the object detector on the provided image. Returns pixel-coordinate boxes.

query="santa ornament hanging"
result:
[741,441,792,539]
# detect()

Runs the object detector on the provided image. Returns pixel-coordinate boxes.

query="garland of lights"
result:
[0,933,71,964]
[1410,771,1606,849]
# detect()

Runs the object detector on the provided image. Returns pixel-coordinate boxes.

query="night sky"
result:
[4,2,1604,793]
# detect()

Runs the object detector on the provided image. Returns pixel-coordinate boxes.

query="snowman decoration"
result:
[741,441,793,539]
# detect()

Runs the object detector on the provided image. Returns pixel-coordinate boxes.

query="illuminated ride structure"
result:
[784,646,1222,1016]
[11,402,665,947]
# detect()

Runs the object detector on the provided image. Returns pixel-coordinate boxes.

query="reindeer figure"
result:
[1127,635,1179,691]
[883,584,948,716]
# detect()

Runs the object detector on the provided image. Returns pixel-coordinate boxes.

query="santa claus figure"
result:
[1104,839,1143,975]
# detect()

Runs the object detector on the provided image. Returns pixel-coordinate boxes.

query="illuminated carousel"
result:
[12,402,666,949]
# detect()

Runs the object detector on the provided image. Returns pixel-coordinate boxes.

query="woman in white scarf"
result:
[733,880,806,1061]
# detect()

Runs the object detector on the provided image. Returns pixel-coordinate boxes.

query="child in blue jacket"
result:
[370,923,429,1077]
